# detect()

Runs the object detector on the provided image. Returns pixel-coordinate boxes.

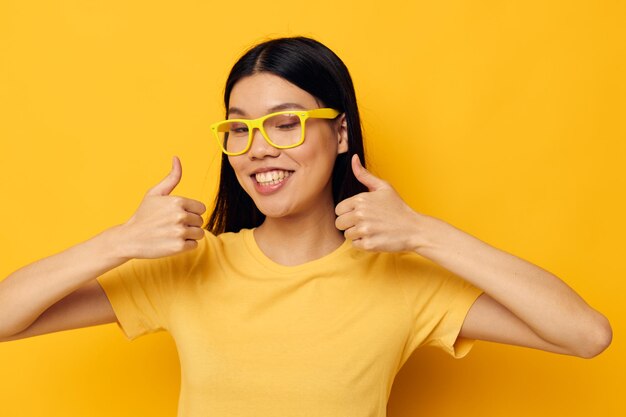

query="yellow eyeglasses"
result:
[210,108,341,156]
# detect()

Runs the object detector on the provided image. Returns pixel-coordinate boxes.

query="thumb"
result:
[146,156,182,196]
[351,154,388,191]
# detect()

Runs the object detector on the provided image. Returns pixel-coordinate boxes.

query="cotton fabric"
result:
[97,228,483,417]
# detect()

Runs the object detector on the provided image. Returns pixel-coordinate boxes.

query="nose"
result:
[247,127,280,159]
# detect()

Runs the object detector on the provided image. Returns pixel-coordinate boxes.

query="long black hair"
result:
[206,36,367,234]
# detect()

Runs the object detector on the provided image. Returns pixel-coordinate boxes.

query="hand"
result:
[335,155,424,252]
[116,156,207,259]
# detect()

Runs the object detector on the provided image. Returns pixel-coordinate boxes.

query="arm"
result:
[0,226,127,338]
[416,216,612,358]
[0,277,117,342]
[335,155,612,358]
[0,156,206,341]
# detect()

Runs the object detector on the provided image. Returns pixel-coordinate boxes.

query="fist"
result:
[335,155,423,252]
[118,156,207,259]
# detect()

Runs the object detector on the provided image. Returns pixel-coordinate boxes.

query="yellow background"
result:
[0,1,623,416]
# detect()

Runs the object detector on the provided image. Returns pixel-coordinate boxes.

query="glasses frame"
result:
[210,108,341,156]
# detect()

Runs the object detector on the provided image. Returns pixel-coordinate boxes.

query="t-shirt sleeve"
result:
[96,231,209,341]
[396,253,484,360]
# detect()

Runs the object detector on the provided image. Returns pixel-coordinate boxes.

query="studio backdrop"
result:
[0,1,623,416]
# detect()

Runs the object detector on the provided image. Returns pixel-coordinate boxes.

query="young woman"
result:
[0,36,612,416]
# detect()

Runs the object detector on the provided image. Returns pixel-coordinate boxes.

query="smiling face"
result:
[226,72,348,220]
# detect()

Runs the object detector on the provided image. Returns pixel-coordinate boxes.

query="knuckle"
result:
[174,225,186,238]
[361,239,375,251]
[174,240,187,252]
[174,211,187,223]
[357,224,369,235]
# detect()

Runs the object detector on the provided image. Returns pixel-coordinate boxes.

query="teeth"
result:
[255,170,292,185]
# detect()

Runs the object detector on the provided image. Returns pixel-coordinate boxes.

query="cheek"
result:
[227,155,237,170]
[294,139,338,178]
[227,157,248,186]
[228,155,246,175]
[306,123,339,156]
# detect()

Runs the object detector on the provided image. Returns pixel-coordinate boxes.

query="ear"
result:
[336,113,349,155]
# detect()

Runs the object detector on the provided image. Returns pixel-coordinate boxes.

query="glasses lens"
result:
[262,113,302,147]
[217,121,250,154]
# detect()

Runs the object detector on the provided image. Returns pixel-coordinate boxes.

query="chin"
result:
[253,199,298,219]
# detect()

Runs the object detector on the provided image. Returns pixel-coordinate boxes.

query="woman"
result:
[0,36,612,416]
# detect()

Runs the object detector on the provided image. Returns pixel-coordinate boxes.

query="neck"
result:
[254,201,345,266]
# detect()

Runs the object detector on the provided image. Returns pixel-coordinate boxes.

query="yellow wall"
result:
[0,1,623,416]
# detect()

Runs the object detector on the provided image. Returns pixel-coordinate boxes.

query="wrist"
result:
[98,224,135,263]
[409,213,447,256]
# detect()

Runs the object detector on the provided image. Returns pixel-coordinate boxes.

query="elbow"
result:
[0,322,27,343]
[573,312,613,359]
[0,328,18,343]
[0,330,15,343]
[0,326,28,343]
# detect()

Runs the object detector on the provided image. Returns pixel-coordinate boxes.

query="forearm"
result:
[334,159,611,356]
[413,214,611,353]
[0,225,129,337]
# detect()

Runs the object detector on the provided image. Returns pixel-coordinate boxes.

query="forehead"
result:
[228,73,319,117]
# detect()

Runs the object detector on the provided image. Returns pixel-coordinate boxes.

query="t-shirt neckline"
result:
[242,228,353,274]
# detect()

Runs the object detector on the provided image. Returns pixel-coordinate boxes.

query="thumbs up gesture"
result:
[335,155,424,252]
[117,156,207,259]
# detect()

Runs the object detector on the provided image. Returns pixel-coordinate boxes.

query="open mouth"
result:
[252,169,295,186]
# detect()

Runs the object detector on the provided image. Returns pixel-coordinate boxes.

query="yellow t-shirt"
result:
[97,228,483,417]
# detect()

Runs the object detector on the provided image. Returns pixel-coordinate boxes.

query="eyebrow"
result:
[228,102,308,117]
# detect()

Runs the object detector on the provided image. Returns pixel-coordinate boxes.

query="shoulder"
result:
[339,248,434,282]
[205,228,247,253]
[358,250,437,278]
[393,251,441,275]
[390,251,466,291]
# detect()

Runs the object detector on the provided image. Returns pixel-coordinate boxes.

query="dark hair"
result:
[205,36,367,234]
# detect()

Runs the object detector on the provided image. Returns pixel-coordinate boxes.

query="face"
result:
[226,72,348,220]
